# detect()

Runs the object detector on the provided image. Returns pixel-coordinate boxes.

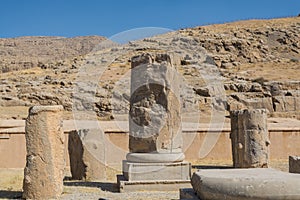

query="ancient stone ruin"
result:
[187,108,300,200]
[190,168,300,200]
[118,53,191,192]
[68,128,106,181]
[22,105,65,199]
[230,109,270,168]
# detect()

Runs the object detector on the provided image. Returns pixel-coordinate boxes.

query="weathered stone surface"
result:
[22,105,65,199]
[68,128,106,181]
[273,96,300,112]
[119,53,191,192]
[126,152,185,163]
[123,160,190,181]
[289,155,300,174]
[118,175,191,193]
[129,53,182,154]
[230,109,270,168]
[191,168,300,200]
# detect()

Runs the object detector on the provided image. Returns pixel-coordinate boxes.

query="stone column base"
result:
[117,160,191,192]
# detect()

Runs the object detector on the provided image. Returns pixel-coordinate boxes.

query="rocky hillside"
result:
[0,17,299,120]
[0,36,105,72]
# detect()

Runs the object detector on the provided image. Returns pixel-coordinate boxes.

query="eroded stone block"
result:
[68,128,106,181]
[23,105,65,199]
[230,109,270,168]
[129,53,182,154]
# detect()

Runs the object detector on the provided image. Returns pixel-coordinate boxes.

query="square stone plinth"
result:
[117,175,191,193]
[118,161,191,192]
[123,160,191,181]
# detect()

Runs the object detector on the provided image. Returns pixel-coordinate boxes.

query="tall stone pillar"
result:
[118,53,191,192]
[230,109,270,168]
[23,105,65,199]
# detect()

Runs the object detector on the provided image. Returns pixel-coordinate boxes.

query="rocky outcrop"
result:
[0,36,105,73]
[0,17,299,120]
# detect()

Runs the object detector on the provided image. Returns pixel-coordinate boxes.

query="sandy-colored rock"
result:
[22,105,65,199]
[273,96,300,112]
[230,109,270,168]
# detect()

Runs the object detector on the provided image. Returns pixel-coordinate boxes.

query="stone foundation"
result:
[191,168,300,200]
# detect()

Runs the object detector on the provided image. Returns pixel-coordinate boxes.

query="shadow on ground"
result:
[64,181,119,193]
[192,165,233,170]
[0,190,22,199]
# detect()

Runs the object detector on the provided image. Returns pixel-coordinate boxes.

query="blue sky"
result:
[0,0,299,38]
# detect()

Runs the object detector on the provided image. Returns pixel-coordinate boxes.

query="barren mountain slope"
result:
[0,36,105,72]
[0,17,299,120]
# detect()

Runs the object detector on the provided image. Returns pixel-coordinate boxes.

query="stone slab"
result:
[289,156,300,173]
[123,160,191,181]
[117,175,191,193]
[191,168,300,200]
[126,152,185,163]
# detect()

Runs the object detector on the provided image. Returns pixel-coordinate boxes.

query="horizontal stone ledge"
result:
[126,152,185,163]
[1,118,300,134]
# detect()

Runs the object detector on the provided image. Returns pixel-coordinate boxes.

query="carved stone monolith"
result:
[23,105,65,199]
[230,109,270,168]
[129,53,183,156]
[118,53,191,192]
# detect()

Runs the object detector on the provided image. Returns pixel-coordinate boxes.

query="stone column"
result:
[230,109,270,168]
[118,53,191,192]
[23,105,65,199]
[129,53,183,157]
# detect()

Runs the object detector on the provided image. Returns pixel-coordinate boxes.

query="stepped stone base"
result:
[118,160,191,192]
[123,160,190,181]
[191,168,300,200]
[117,175,191,192]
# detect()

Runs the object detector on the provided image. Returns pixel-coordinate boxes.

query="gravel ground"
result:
[0,160,288,200]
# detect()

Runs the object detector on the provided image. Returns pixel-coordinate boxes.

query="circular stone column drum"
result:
[128,53,184,162]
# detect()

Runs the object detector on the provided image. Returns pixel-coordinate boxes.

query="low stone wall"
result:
[0,119,300,169]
